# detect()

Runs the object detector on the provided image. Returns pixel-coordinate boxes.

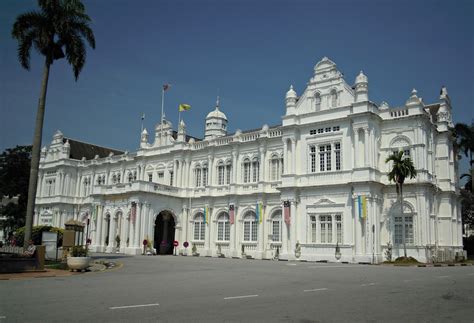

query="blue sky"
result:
[1,0,473,169]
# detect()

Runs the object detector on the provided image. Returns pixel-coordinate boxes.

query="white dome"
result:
[286,85,297,99]
[206,107,227,120]
[355,71,368,84]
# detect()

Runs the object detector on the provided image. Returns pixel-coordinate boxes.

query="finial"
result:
[216,95,220,109]
[290,85,294,90]
[411,88,417,95]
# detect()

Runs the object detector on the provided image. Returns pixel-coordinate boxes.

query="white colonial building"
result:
[34,57,463,263]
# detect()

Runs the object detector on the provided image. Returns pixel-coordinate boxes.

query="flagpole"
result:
[160,87,165,125]
[141,113,145,133]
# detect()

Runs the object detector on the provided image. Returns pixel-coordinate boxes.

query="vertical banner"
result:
[131,202,137,225]
[229,204,235,224]
[284,200,291,225]
[358,196,367,219]
[255,202,260,223]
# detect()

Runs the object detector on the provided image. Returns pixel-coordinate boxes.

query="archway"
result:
[154,210,176,255]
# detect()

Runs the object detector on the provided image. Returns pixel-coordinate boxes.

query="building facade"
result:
[34,57,463,263]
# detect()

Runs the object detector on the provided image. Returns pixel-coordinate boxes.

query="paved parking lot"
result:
[1,254,473,322]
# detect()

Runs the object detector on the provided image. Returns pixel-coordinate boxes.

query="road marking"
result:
[109,303,159,310]
[287,263,297,266]
[437,276,450,278]
[403,280,411,283]
[0,316,6,319]
[360,283,377,286]
[304,288,328,292]
[468,273,474,276]
[224,294,259,300]
[308,266,356,268]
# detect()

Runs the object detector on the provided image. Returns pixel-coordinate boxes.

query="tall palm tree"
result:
[12,0,95,246]
[385,151,417,258]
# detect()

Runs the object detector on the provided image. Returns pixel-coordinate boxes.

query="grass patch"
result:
[45,260,68,270]
[393,256,420,266]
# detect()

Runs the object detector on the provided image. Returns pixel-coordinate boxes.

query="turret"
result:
[177,119,186,142]
[354,71,368,103]
[285,85,297,114]
[437,85,453,131]
[140,128,149,148]
[204,97,228,139]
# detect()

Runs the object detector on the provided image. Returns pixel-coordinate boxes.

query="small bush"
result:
[15,225,64,246]
[394,256,419,264]
[70,245,88,257]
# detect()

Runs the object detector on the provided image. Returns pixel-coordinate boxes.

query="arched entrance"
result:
[154,211,176,255]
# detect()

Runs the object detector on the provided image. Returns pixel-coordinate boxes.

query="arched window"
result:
[243,158,251,183]
[202,163,208,186]
[271,210,282,242]
[128,172,133,183]
[389,136,412,163]
[217,212,230,241]
[331,89,337,107]
[315,93,321,111]
[243,211,258,242]
[195,165,202,187]
[117,174,121,183]
[193,213,205,241]
[112,174,117,184]
[391,203,414,246]
[133,171,137,181]
[225,160,232,185]
[217,161,225,185]
[270,154,283,181]
[252,158,260,182]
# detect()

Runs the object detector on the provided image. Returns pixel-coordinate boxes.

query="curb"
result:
[417,263,473,268]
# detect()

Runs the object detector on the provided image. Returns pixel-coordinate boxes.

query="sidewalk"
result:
[0,269,77,280]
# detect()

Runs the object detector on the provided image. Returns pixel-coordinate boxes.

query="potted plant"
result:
[67,245,90,272]
[192,243,199,256]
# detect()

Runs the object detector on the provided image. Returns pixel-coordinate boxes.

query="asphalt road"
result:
[1,255,473,322]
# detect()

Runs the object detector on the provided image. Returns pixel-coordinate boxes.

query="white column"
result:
[95,206,103,250]
[232,151,238,184]
[208,156,214,186]
[134,202,142,248]
[290,200,297,258]
[141,203,148,249]
[281,202,289,256]
[283,140,288,174]
[172,160,177,186]
[259,147,266,182]
[291,139,296,174]
[353,129,359,168]
[107,214,117,253]
[364,127,369,167]
[258,205,265,257]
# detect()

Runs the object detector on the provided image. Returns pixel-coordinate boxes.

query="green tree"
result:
[11,0,95,247]
[0,146,31,236]
[385,151,417,258]
[455,123,474,191]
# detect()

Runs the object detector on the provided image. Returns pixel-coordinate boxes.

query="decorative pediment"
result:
[313,198,336,205]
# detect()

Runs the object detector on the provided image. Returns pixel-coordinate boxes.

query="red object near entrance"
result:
[173,240,179,247]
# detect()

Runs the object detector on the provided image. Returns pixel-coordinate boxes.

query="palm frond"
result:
[64,31,86,80]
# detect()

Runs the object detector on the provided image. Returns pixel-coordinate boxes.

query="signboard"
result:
[173,240,179,247]
[183,241,189,248]
[42,231,58,260]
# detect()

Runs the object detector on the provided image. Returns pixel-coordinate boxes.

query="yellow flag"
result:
[178,104,191,112]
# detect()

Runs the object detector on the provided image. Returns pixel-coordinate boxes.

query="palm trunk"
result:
[399,183,407,258]
[24,59,51,247]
